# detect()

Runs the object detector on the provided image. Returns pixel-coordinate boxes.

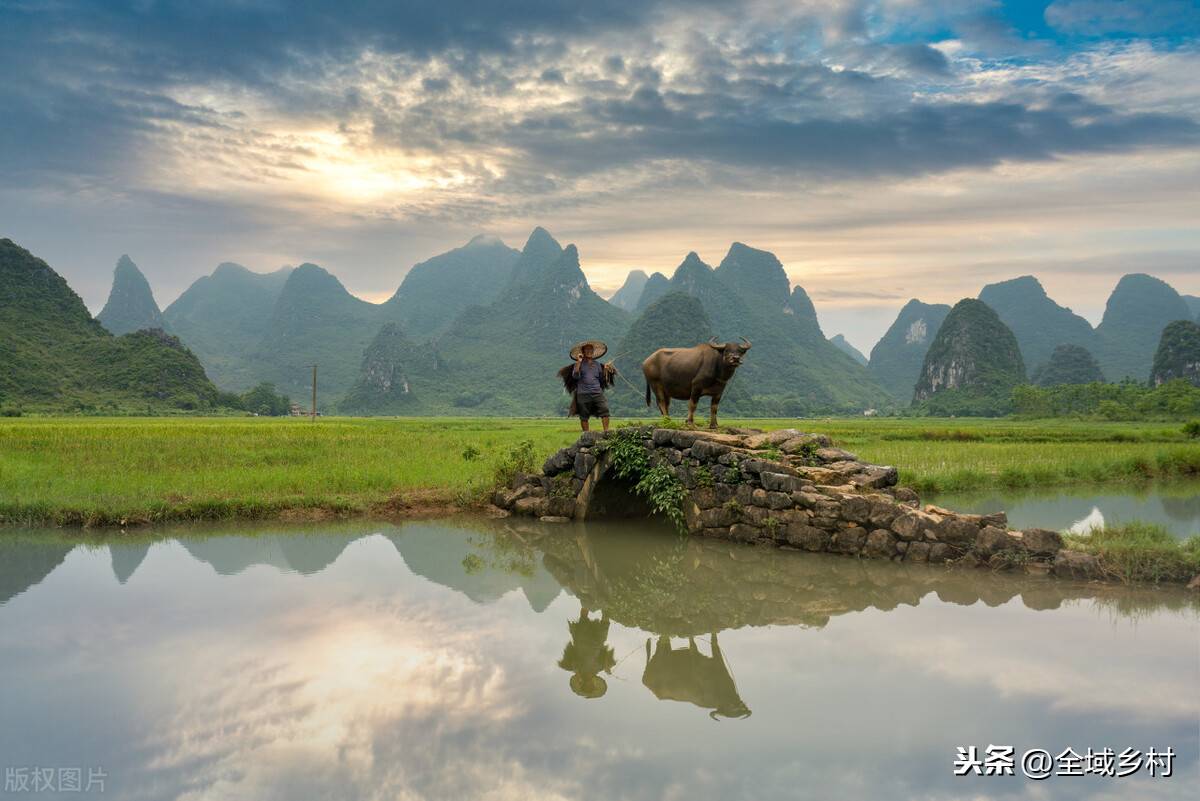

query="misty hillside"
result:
[0,239,230,413]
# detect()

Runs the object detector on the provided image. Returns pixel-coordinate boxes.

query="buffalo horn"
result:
[739,336,752,349]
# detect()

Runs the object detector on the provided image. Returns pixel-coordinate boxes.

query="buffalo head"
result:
[708,336,752,368]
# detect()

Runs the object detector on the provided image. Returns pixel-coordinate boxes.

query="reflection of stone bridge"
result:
[479,520,1198,716]
[493,427,1097,579]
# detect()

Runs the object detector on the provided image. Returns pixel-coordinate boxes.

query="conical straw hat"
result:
[569,340,608,359]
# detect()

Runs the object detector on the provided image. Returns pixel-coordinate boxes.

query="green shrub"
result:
[492,439,536,488]
[1184,420,1200,439]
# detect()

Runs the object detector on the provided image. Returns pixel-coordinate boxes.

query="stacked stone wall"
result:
[493,427,1101,580]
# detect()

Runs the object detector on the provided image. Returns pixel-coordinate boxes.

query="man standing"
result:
[571,340,611,432]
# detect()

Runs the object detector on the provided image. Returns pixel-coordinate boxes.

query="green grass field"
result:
[0,416,1197,526]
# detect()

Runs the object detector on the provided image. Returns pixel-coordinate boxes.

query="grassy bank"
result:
[1,416,1197,526]
[1064,524,1200,584]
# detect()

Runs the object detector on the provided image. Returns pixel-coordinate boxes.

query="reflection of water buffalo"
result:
[643,338,750,428]
[642,634,751,720]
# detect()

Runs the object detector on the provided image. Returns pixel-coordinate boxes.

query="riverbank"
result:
[1,416,1197,527]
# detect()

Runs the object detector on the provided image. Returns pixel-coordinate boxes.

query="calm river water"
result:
[1,517,1196,800]
[929,482,1200,539]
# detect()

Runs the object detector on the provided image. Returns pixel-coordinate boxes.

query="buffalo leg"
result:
[686,394,700,427]
[654,387,670,417]
[709,394,721,429]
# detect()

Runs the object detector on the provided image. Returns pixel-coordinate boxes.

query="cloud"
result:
[1046,0,1200,37]
[1,0,1198,350]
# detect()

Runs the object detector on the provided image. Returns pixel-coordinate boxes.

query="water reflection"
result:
[643,633,750,720]
[558,606,616,699]
[930,482,1200,539]
[1,518,1197,801]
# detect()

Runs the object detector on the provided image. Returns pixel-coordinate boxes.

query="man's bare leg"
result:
[580,418,590,431]
[601,416,610,432]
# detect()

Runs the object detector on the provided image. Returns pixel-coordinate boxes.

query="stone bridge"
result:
[492,426,1101,579]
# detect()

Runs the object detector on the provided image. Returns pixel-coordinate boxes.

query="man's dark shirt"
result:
[573,359,603,394]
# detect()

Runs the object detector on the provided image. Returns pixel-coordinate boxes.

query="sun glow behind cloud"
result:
[1,0,1197,350]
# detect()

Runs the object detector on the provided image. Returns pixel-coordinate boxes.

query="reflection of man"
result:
[557,606,617,699]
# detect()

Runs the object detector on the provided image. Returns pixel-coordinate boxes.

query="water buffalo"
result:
[641,634,751,720]
[642,337,750,428]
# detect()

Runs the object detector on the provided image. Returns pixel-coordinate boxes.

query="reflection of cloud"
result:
[138,600,541,800]
[880,600,1200,722]
[1068,506,1105,536]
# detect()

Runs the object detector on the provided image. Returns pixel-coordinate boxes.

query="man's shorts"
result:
[576,392,610,420]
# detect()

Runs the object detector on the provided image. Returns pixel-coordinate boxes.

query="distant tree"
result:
[239,382,291,416]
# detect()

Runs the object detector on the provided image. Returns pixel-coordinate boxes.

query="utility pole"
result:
[311,365,317,421]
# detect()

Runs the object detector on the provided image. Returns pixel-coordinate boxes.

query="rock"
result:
[745,429,802,448]
[867,499,900,528]
[862,529,896,558]
[652,429,678,446]
[975,525,1016,555]
[578,431,605,446]
[765,491,793,510]
[1052,550,1102,580]
[546,496,576,518]
[750,488,770,507]
[891,509,938,541]
[1019,528,1064,556]
[513,497,548,517]
[849,465,899,489]
[742,505,771,526]
[700,507,734,528]
[935,517,980,547]
[839,495,871,524]
[542,448,575,476]
[830,526,867,554]
[692,439,731,460]
[795,466,846,485]
[928,543,953,563]
[791,491,822,509]
[780,433,831,453]
[816,447,857,462]
[573,451,596,479]
[786,523,829,551]
[892,487,920,506]
[539,515,571,523]
[905,541,931,562]
[729,523,761,543]
[760,472,806,493]
[980,511,1008,528]
[1187,575,1200,591]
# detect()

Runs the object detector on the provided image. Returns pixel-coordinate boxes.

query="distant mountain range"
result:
[3,228,1196,416]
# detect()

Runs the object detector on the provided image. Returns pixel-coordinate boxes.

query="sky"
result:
[2,0,1199,354]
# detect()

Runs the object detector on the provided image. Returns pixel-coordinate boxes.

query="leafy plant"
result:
[461,444,481,461]
[635,465,687,532]
[1184,420,1200,439]
[694,465,715,488]
[492,439,537,488]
